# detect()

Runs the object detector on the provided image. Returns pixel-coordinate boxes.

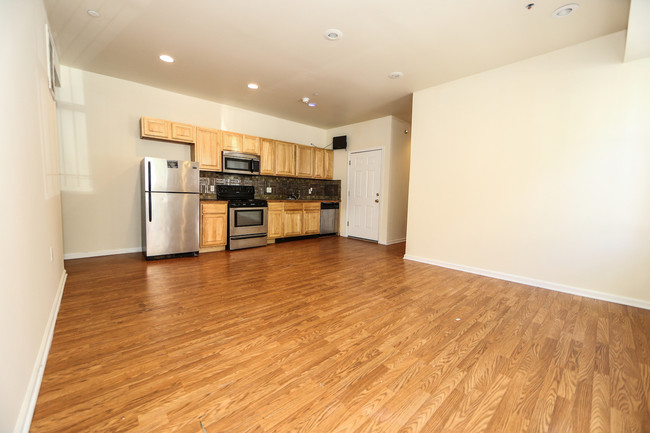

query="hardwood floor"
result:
[31,237,650,433]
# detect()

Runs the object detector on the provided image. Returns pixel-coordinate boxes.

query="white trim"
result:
[17,269,67,433]
[64,247,143,260]
[382,238,406,246]
[403,254,650,311]
[347,148,383,242]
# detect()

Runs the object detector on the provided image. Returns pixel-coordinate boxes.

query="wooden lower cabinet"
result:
[303,202,321,235]
[200,202,228,250]
[268,202,283,239]
[269,201,325,239]
[282,202,303,237]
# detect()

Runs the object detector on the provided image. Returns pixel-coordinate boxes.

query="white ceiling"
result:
[45,0,631,129]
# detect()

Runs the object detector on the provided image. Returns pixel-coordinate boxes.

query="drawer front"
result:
[283,202,303,211]
[303,202,320,211]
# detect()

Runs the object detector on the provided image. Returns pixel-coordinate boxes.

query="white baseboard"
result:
[64,247,143,260]
[403,254,650,311]
[383,238,406,245]
[16,269,67,433]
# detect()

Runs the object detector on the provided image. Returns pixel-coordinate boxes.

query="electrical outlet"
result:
[266,186,272,193]
[49,247,53,262]
[308,187,313,194]
[209,185,215,192]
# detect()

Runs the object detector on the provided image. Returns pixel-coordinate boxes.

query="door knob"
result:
[375,199,379,203]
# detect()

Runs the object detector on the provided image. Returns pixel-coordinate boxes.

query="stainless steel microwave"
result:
[222,151,260,175]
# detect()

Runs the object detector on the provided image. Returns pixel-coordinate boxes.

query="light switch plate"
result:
[266,187,272,193]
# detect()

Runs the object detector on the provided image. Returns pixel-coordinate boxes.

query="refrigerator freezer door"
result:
[144,157,199,193]
[144,192,199,257]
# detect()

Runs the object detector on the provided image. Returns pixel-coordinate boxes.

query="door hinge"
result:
[347,221,349,226]
[348,161,351,165]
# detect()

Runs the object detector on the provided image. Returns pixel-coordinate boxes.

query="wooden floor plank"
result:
[30,238,650,432]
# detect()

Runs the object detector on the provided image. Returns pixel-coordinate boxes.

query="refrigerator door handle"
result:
[148,161,152,222]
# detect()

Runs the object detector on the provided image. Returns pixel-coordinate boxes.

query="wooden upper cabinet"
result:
[141,117,195,143]
[260,138,276,175]
[195,127,222,171]
[171,122,195,143]
[312,147,325,179]
[141,117,170,139]
[221,131,243,152]
[242,135,261,155]
[275,141,296,177]
[324,149,334,179]
[296,145,313,178]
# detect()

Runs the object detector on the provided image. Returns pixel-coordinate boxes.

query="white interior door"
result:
[347,149,382,241]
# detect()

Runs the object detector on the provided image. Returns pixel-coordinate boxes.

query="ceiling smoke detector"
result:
[324,29,343,41]
[388,72,404,79]
[301,97,310,103]
[553,3,579,17]
[87,10,100,17]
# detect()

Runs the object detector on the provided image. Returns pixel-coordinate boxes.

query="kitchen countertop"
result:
[200,194,339,202]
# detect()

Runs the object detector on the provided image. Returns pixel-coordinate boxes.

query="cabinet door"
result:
[275,141,296,177]
[296,145,313,178]
[260,138,275,175]
[200,202,227,247]
[195,127,222,171]
[303,207,321,235]
[324,149,334,179]
[171,122,195,143]
[221,131,243,152]
[268,203,283,239]
[282,203,303,237]
[312,148,325,179]
[141,117,170,139]
[242,135,261,155]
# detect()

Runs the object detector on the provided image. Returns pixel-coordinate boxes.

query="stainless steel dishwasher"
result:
[320,202,340,235]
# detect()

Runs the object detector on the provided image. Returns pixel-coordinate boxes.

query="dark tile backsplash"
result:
[200,172,341,201]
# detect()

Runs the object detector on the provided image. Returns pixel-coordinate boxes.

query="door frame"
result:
[346,147,383,241]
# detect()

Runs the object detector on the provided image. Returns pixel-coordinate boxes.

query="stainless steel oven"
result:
[222,151,260,175]
[216,185,268,250]
[229,205,268,250]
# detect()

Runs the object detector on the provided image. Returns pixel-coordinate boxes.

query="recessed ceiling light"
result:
[308,102,317,107]
[553,3,579,17]
[159,54,174,63]
[388,72,404,79]
[248,83,259,90]
[324,29,343,41]
[87,10,100,17]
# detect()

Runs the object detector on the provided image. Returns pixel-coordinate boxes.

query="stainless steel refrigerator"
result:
[141,157,200,259]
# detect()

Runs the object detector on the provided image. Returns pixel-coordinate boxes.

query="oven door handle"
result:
[230,233,268,240]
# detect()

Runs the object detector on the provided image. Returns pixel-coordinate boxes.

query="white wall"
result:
[0,1,66,432]
[406,31,650,308]
[387,117,411,243]
[57,67,327,257]
[327,115,411,245]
